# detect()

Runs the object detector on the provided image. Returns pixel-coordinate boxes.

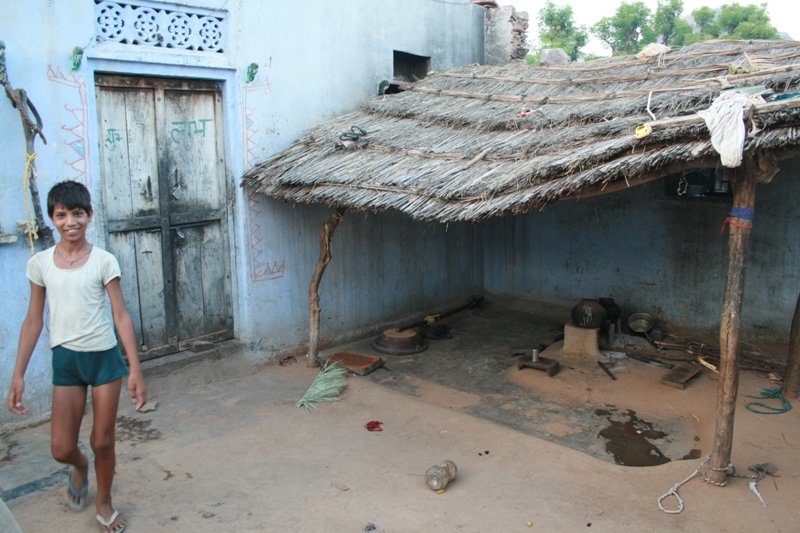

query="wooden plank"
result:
[152,84,179,350]
[108,231,142,351]
[200,222,231,333]
[135,230,169,352]
[661,363,703,390]
[161,83,231,345]
[97,87,143,350]
[124,89,160,217]
[163,90,220,213]
[96,88,134,221]
[326,352,385,376]
[173,225,206,340]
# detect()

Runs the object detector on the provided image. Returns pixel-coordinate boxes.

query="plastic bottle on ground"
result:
[425,460,457,491]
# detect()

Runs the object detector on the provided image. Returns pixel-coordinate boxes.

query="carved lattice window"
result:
[94,0,227,53]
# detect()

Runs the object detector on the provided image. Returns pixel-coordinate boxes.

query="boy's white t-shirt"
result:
[27,246,121,351]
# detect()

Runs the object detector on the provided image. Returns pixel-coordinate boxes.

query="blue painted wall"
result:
[483,158,800,341]
[4,0,796,431]
[247,202,482,354]
[0,0,485,426]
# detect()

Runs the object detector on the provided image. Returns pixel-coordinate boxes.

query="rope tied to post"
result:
[720,207,754,233]
[23,151,39,254]
[658,453,773,513]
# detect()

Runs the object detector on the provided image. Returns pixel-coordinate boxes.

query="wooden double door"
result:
[95,75,233,360]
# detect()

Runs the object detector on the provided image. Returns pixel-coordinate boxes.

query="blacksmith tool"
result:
[372,296,483,355]
[517,348,560,377]
[597,361,617,380]
[625,352,674,369]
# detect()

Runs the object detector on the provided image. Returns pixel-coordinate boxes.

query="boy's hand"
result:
[8,377,28,415]
[128,372,148,411]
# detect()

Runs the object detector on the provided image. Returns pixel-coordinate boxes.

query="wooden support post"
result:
[1,41,54,249]
[307,207,346,368]
[782,292,800,399]
[708,161,756,485]
[23,125,55,249]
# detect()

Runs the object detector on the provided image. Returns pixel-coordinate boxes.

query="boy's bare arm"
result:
[8,282,46,415]
[106,277,148,411]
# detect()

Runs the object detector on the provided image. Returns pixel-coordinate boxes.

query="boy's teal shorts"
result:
[52,345,129,387]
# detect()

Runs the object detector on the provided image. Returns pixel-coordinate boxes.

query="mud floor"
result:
[3,299,799,532]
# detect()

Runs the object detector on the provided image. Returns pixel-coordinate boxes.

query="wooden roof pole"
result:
[708,159,756,485]
[308,207,346,368]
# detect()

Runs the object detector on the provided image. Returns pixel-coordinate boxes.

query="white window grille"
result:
[94,0,227,53]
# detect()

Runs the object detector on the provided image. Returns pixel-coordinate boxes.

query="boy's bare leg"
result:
[91,378,124,531]
[51,385,90,507]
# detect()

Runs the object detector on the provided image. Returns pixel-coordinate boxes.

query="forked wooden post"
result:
[708,162,756,485]
[307,207,346,368]
[782,293,800,399]
[1,40,54,249]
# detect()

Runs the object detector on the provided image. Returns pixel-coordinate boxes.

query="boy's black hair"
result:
[47,180,93,217]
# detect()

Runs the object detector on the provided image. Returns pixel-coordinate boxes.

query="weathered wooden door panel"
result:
[162,90,221,212]
[171,222,232,350]
[95,75,232,360]
[96,85,171,356]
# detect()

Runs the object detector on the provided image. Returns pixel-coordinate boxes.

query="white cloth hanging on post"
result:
[697,91,752,168]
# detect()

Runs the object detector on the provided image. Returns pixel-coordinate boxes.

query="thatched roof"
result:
[242,40,800,222]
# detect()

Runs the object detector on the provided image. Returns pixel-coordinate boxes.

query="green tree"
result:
[653,0,693,45]
[591,1,652,55]
[717,3,779,39]
[691,6,719,36]
[537,1,589,61]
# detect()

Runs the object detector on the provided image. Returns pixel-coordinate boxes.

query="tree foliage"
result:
[536,1,589,61]
[532,1,782,60]
[691,6,719,36]
[653,0,693,45]
[591,1,652,55]
[717,3,779,39]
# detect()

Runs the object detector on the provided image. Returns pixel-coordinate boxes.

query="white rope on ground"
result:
[656,460,704,513]
[657,454,771,514]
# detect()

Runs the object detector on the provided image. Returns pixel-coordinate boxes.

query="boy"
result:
[7,180,147,533]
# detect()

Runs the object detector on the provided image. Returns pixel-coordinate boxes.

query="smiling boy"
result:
[7,180,146,532]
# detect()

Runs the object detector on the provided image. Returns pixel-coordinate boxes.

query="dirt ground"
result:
[2,302,799,532]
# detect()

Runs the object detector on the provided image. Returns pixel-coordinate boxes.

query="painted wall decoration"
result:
[46,66,90,188]
[243,76,285,282]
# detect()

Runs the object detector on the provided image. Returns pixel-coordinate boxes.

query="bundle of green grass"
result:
[297,361,348,412]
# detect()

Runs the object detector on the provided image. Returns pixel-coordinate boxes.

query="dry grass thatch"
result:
[242,40,800,222]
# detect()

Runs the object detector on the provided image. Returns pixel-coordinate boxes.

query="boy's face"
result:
[50,204,93,243]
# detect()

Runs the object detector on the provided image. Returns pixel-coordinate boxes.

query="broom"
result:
[297,361,348,412]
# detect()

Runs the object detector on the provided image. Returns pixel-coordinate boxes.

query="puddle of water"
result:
[681,448,702,460]
[595,408,670,467]
[0,438,18,464]
[116,416,162,446]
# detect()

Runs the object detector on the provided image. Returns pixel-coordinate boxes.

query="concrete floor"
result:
[2,300,799,532]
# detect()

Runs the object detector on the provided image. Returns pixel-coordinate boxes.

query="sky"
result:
[507,0,798,56]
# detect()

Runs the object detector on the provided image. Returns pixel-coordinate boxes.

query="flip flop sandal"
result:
[96,508,125,533]
[66,469,89,511]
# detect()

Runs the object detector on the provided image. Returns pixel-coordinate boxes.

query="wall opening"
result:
[385,50,431,94]
[664,168,732,199]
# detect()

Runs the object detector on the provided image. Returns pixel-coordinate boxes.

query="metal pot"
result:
[627,312,653,334]
[628,312,656,346]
